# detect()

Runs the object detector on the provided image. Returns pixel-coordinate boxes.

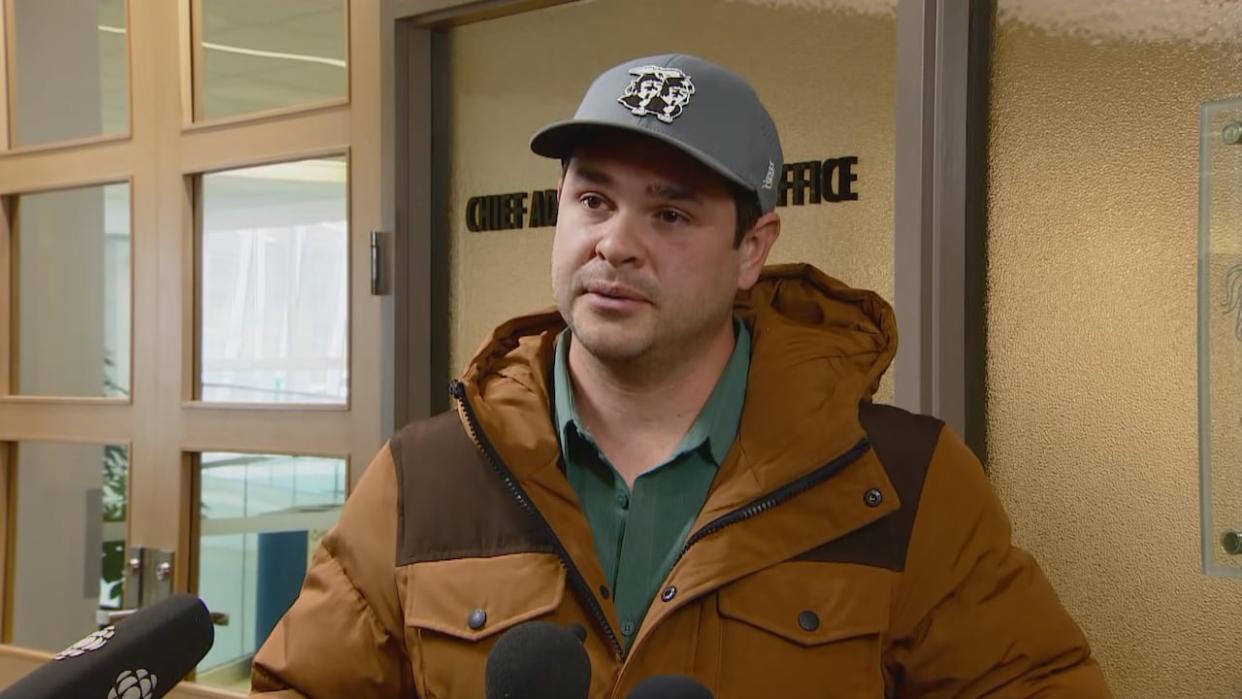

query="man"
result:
[251,54,1110,698]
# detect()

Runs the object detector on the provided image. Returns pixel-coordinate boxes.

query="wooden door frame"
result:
[0,1,391,696]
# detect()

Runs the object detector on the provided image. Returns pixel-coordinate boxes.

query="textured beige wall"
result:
[437,0,895,404]
[987,3,1242,697]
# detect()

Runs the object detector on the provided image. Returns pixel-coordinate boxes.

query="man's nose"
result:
[594,210,644,267]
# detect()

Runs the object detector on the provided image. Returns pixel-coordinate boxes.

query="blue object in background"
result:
[255,531,308,648]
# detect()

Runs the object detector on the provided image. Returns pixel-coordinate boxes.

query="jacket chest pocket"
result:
[713,562,892,698]
[401,552,567,699]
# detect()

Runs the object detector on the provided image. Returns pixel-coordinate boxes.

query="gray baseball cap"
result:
[530,53,785,213]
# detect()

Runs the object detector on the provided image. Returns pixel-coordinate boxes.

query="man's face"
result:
[551,134,746,367]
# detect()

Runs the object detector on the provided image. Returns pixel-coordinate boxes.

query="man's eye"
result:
[658,210,687,224]
[580,195,604,209]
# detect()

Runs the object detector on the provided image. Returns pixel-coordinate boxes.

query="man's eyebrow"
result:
[571,164,702,204]
[647,182,702,204]
[571,166,614,186]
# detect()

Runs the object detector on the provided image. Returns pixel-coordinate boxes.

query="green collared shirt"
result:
[553,318,750,648]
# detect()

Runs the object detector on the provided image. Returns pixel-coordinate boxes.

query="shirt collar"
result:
[553,316,751,468]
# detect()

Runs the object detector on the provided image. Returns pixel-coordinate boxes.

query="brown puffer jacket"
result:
[250,264,1110,698]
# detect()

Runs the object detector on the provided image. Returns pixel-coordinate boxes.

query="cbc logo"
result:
[108,669,158,699]
[53,626,115,660]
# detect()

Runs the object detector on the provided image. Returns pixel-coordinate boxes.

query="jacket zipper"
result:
[450,379,626,658]
[673,436,872,565]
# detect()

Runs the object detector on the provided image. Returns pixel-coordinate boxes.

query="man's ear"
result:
[737,211,781,291]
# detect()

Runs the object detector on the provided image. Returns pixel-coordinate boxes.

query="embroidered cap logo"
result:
[618,65,696,124]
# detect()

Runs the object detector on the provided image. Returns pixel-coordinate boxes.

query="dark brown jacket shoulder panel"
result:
[794,402,944,570]
[391,410,551,565]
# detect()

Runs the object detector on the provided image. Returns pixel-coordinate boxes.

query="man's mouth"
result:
[582,280,649,303]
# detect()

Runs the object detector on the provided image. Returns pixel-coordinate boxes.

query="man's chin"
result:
[568,316,653,363]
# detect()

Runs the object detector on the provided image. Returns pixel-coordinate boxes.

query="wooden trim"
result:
[0,0,11,152]
[185,444,350,463]
[120,0,135,142]
[185,176,198,402]
[0,402,132,444]
[179,110,349,174]
[0,143,134,196]
[343,148,355,414]
[176,451,194,594]
[170,680,259,698]
[399,0,575,26]
[0,444,13,643]
[182,401,348,413]
[178,409,351,457]
[0,641,47,664]
[189,0,204,124]
[184,142,349,178]
[0,132,131,160]
[184,452,200,595]
[0,172,131,198]
[0,655,258,696]
[344,0,353,107]
[183,97,350,135]
[0,196,10,396]
[0,396,130,407]
[2,0,16,151]
[345,0,389,481]
[121,440,134,598]
[178,0,193,127]
[123,173,136,402]
[4,196,15,396]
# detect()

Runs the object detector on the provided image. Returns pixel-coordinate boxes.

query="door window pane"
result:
[10,441,128,652]
[199,157,348,404]
[198,0,347,121]
[10,0,129,147]
[195,452,346,691]
[14,183,131,398]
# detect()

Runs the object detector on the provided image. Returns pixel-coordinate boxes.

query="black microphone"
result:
[485,621,591,699]
[0,594,214,699]
[627,675,715,698]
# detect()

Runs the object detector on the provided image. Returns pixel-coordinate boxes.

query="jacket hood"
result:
[455,263,898,491]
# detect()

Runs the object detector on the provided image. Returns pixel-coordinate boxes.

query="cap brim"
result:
[530,120,754,195]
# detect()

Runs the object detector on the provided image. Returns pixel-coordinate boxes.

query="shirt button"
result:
[615,492,629,509]
[621,621,636,636]
[467,608,487,630]
[660,585,677,602]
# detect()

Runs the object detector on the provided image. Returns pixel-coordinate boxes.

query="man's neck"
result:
[567,319,736,486]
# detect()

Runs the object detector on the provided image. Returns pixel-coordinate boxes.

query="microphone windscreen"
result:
[485,621,591,699]
[0,593,214,699]
[627,675,715,699]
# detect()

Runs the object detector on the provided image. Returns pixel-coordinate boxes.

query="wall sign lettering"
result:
[466,156,860,232]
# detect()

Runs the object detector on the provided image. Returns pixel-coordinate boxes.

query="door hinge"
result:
[370,230,389,296]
